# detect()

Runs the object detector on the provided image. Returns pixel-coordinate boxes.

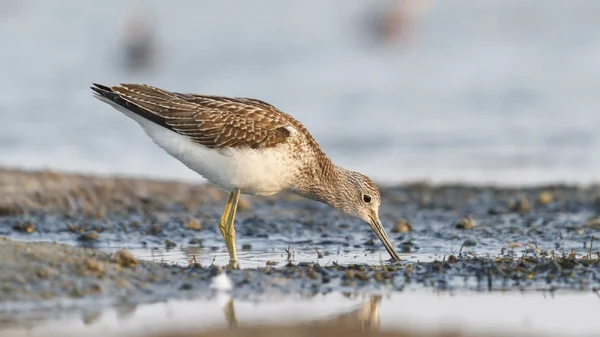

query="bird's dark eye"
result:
[363,194,372,203]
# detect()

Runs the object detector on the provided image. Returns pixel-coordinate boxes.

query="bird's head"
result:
[328,169,401,262]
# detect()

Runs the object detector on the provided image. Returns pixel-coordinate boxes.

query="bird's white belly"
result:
[111,104,297,195]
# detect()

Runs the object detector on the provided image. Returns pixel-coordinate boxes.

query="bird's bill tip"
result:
[369,216,401,262]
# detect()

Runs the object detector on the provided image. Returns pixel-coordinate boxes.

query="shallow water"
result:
[1,0,600,185]
[119,246,444,268]
[4,291,600,337]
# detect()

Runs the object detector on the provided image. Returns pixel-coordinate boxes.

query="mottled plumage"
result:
[93,83,314,150]
[91,83,400,263]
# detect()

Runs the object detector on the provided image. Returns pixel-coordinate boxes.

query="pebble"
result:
[85,258,104,274]
[12,222,35,233]
[392,219,412,233]
[538,191,553,205]
[511,197,531,213]
[189,237,202,245]
[456,216,476,230]
[165,240,177,249]
[114,249,137,268]
[77,231,99,241]
[185,218,203,231]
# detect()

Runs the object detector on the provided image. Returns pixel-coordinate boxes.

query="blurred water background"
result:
[1,0,599,186]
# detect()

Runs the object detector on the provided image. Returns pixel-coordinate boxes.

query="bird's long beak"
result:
[369,216,401,262]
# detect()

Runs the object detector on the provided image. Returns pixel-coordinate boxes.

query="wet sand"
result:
[1,167,600,335]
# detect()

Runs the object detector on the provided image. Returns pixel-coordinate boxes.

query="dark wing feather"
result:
[91,83,292,149]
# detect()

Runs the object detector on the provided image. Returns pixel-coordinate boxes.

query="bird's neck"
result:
[293,159,352,211]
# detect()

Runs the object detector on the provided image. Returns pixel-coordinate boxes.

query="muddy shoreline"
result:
[1,167,600,325]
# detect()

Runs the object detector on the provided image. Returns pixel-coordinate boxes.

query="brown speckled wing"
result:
[91,83,292,150]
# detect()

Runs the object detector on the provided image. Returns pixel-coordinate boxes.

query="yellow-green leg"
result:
[218,189,241,268]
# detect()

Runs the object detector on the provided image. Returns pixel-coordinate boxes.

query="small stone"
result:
[242,243,252,251]
[185,218,203,231]
[447,255,458,263]
[35,267,50,279]
[392,219,412,233]
[189,237,202,245]
[165,240,177,249]
[146,224,162,235]
[67,222,84,233]
[78,231,99,241]
[344,270,356,280]
[455,216,476,230]
[115,249,137,268]
[12,222,35,233]
[179,283,193,290]
[401,241,412,253]
[510,197,531,213]
[85,258,104,274]
[507,242,522,248]
[538,191,553,205]
[266,260,277,266]
[487,207,503,215]
[364,239,375,246]
[373,272,385,283]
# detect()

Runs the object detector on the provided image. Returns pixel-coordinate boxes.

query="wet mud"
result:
[1,167,600,323]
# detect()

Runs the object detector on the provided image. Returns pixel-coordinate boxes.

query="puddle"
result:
[3,291,599,337]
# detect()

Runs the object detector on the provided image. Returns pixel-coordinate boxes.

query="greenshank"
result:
[91,83,401,266]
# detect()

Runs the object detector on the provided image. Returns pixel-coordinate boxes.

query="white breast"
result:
[99,97,300,195]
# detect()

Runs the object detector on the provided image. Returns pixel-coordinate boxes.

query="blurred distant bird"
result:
[369,0,433,46]
[121,8,157,71]
[91,83,401,267]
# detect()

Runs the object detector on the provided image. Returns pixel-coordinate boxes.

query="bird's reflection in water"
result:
[222,295,382,331]
[223,298,238,328]
[326,295,381,331]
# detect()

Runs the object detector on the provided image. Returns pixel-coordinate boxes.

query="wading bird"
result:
[91,83,401,267]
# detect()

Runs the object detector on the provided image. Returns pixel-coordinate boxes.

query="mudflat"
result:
[1,167,600,334]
